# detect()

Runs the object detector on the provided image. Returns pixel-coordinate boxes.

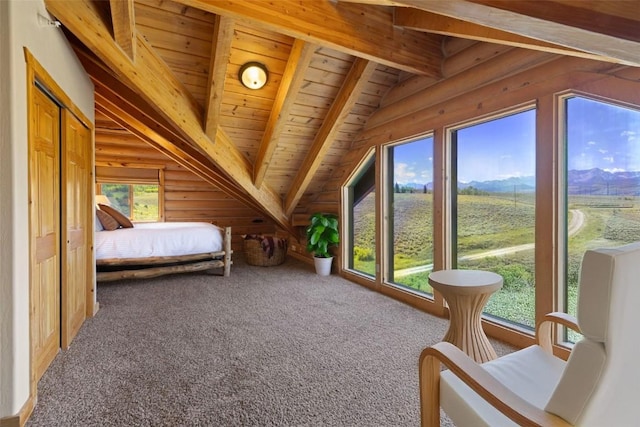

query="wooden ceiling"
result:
[45,0,640,231]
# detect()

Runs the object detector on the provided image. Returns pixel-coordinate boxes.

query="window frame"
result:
[557,90,640,345]
[446,105,538,331]
[381,133,436,298]
[342,148,377,280]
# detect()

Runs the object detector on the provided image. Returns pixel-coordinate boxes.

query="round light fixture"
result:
[238,62,268,90]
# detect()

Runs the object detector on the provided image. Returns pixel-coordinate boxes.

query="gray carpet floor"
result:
[27,255,514,426]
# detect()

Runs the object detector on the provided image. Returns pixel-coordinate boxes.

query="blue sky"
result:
[393,99,640,184]
[393,137,434,185]
[567,97,640,173]
[456,109,536,183]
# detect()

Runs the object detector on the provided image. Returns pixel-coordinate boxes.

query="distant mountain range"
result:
[461,176,535,193]
[566,168,640,196]
[403,168,640,195]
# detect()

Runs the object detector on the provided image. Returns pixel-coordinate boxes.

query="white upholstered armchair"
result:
[419,242,640,426]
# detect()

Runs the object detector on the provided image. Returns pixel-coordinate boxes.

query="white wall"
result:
[0,0,94,418]
[0,0,14,415]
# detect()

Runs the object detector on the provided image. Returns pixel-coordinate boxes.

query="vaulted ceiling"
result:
[45,0,640,232]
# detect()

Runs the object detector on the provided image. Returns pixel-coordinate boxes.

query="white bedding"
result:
[95,222,223,261]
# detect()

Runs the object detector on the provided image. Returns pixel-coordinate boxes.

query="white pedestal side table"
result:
[428,269,503,363]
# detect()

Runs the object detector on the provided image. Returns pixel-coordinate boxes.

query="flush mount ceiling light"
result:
[238,62,268,90]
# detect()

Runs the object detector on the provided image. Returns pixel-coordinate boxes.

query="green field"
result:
[352,191,640,330]
[101,184,159,221]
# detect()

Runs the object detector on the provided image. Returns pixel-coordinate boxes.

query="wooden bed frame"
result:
[96,226,233,282]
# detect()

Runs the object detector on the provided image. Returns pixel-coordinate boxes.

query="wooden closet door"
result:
[30,87,61,381]
[61,110,91,348]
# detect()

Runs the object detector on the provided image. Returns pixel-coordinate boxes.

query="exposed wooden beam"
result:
[284,58,378,215]
[337,0,400,4]
[71,44,268,215]
[95,99,257,212]
[476,0,640,43]
[391,0,640,66]
[46,0,291,230]
[173,0,443,77]
[254,39,316,188]
[393,8,621,64]
[94,97,294,232]
[109,0,136,60]
[204,15,234,141]
[71,43,207,155]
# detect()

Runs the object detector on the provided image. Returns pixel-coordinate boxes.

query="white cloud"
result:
[604,167,625,173]
[394,162,416,184]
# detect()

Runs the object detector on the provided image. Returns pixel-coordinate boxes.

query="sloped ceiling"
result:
[45,0,640,232]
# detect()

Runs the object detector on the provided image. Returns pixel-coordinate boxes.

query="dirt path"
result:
[394,209,585,278]
[567,209,585,237]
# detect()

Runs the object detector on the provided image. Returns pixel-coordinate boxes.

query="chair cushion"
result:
[545,339,606,424]
[441,345,565,427]
[577,248,615,342]
[559,242,640,426]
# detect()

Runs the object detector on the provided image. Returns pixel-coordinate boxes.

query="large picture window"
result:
[452,109,536,328]
[386,136,434,295]
[563,96,640,339]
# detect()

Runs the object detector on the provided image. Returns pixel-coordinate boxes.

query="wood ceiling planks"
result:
[48,0,640,230]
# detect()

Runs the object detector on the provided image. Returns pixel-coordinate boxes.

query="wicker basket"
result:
[243,236,287,266]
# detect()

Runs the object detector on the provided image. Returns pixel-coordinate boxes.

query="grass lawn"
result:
[352,192,640,332]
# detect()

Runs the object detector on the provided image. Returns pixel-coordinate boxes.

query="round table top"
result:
[428,269,503,295]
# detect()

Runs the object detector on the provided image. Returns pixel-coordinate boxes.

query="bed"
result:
[95,221,232,282]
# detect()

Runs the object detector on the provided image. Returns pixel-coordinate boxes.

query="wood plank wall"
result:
[94,112,277,250]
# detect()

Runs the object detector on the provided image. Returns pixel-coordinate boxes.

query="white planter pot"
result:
[314,256,334,276]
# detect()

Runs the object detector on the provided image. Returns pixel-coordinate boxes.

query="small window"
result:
[99,183,160,222]
[96,166,163,222]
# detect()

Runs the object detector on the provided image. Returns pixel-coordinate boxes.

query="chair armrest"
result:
[536,312,581,353]
[419,342,571,427]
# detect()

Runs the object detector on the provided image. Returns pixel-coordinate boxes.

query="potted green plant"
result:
[306,212,339,275]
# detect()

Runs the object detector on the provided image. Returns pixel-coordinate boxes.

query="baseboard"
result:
[93,301,100,316]
[0,393,35,427]
[0,415,19,427]
[287,251,313,265]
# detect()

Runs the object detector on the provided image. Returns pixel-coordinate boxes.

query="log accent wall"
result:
[95,113,277,250]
